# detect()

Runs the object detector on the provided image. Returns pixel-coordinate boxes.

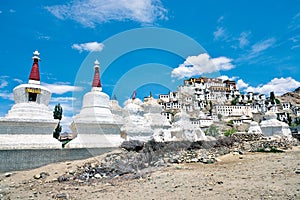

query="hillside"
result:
[277,87,300,107]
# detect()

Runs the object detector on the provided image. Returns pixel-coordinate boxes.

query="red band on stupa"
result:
[92,68,101,87]
[29,59,40,81]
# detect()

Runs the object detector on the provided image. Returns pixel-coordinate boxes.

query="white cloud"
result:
[213,27,227,41]
[45,0,167,27]
[291,44,300,50]
[13,78,23,84]
[0,80,8,88]
[0,92,14,101]
[218,75,237,81]
[43,83,82,94]
[51,97,76,103]
[238,31,250,48]
[245,77,300,95]
[251,38,276,54]
[236,37,276,62]
[171,53,234,79]
[288,12,300,31]
[217,16,224,23]
[72,42,104,52]
[236,79,249,89]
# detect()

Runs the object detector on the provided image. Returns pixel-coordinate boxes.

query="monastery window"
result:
[28,92,37,102]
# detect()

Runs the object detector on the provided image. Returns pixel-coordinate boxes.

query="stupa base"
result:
[69,122,123,148]
[0,119,60,149]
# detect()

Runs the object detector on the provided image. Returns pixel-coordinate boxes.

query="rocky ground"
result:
[1,135,300,200]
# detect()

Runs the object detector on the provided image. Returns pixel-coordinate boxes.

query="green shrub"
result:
[224,128,236,137]
[205,125,220,137]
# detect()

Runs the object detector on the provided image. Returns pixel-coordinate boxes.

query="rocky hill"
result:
[277,87,300,107]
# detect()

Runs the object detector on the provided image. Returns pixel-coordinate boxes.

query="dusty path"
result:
[1,146,300,200]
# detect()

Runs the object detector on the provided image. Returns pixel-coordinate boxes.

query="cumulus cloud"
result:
[236,79,249,89]
[245,77,300,95]
[171,53,234,79]
[43,83,82,94]
[45,0,167,27]
[72,42,104,52]
[218,75,238,81]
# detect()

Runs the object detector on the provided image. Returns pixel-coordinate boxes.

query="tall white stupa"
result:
[0,50,60,149]
[69,60,123,148]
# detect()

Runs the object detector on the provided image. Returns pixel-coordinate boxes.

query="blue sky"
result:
[0,0,300,130]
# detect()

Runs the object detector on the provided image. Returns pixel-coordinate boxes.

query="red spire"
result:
[29,50,40,82]
[92,60,101,88]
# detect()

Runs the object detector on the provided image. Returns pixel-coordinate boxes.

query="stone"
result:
[40,172,49,179]
[121,140,145,152]
[68,170,75,175]
[295,169,300,174]
[4,172,12,177]
[33,174,40,179]
[55,193,68,200]
[94,173,102,179]
[57,176,69,183]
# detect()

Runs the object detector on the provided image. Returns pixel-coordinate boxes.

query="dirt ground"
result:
[1,146,300,200]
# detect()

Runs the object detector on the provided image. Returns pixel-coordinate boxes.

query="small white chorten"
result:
[260,111,291,137]
[248,121,262,134]
[121,94,153,142]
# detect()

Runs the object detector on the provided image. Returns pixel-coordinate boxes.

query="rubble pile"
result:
[54,134,299,184]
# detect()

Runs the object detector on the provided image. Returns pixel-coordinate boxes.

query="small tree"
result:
[231,97,238,105]
[270,91,275,105]
[287,113,292,126]
[209,101,213,115]
[53,122,62,139]
[53,104,63,139]
[217,114,222,121]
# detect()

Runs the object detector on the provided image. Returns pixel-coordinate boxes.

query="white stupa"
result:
[142,95,170,130]
[168,110,207,142]
[109,97,124,125]
[248,121,262,134]
[260,111,291,137]
[121,93,153,141]
[70,60,123,148]
[0,50,60,149]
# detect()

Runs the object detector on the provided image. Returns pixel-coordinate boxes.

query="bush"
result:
[224,128,236,137]
[204,125,220,137]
